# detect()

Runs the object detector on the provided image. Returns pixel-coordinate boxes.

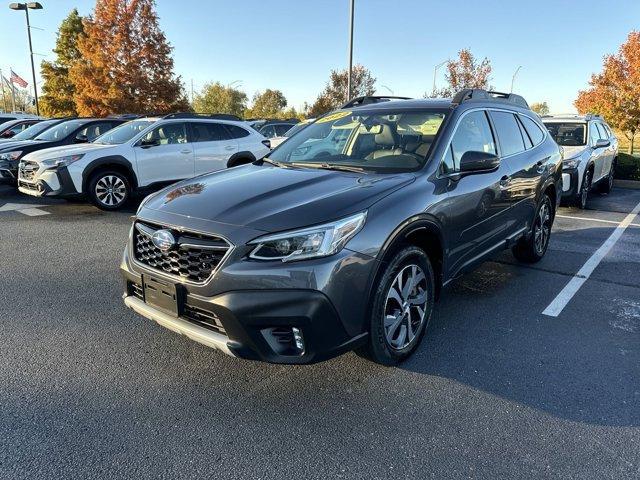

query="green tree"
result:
[248,89,287,118]
[40,9,84,116]
[309,64,376,117]
[70,0,189,116]
[427,49,492,98]
[193,82,248,117]
[530,102,550,115]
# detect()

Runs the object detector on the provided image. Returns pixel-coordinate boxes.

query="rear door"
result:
[190,121,238,175]
[133,122,194,185]
[442,109,512,276]
[489,111,545,237]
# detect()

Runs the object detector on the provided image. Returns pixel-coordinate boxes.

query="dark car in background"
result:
[0,118,42,139]
[248,118,300,139]
[0,117,124,184]
[121,89,562,365]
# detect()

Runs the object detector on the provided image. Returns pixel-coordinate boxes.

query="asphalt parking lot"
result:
[1,184,638,479]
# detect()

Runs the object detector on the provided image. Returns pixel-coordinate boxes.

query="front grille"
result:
[18,161,38,181]
[133,221,231,283]
[18,180,39,191]
[183,304,226,334]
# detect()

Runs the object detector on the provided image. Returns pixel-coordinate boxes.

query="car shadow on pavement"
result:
[399,225,639,428]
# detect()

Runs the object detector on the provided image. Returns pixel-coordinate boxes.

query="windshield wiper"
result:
[293,162,366,173]
[256,157,284,168]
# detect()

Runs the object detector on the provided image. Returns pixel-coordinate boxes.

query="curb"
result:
[614,179,640,190]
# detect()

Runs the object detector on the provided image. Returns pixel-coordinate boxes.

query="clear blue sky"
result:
[1,0,639,113]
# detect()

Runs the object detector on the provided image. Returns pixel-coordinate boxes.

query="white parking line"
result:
[556,214,640,228]
[543,201,640,317]
[0,202,50,217]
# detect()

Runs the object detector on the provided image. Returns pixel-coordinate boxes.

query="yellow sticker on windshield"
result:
[317,111,352,123]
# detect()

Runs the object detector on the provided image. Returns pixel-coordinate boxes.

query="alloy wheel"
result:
[384,264,428,350]
[534,199,551,255]
[580,171,592,208]
[95,175,127,207]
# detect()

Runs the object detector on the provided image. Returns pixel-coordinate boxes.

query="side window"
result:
[517,117,533,149]
[259,125,276,138]
[444,110,496,173]
[9,124,26,134]
[601,123,612,137]
[143,122,188,145]
[519,115,545,147]
[596,123,608,140]
[225,124,250,139]
[79,122,114,141]
[190,122,229,142]
[274,124,292,136]
[490,111,526,156]
[589,122,600,145]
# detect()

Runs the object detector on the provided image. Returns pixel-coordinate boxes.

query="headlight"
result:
[563,157,581,169]
[248,211,367,262]
[42,154,85,169]
[0,151,22,161]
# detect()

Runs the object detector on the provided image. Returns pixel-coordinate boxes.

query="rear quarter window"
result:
[519,115,545,147]
[225,124,250,139]
[490,111,526,156]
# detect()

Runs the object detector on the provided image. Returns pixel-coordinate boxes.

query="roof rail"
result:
[162,112,242,121]
[451,89,529,109]
[341,95,412,109]
[107,113,146,120]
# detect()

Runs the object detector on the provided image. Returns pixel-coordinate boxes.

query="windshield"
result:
[93,120,155,145]
[13,119,59,140]
[34,119,87,141]
[269,109,447,172]
[544,122,586,146]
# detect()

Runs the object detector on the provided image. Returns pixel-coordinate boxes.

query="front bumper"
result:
[0,160,16,184]
[18,165,79,198]
[561,168,579,199]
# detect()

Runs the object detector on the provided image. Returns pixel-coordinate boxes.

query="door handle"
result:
[499,175,510,189]
[180,149,191,154]
[225,146,235,151]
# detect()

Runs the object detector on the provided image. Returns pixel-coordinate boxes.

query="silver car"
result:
[543,114,618,208]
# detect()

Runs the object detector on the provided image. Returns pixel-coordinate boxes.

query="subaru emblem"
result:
[151,229,175,252]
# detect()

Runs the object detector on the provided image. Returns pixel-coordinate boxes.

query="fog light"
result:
[292,327,304,352]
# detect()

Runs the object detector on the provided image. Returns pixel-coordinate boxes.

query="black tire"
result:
[575,168,592,209]
[512,193,553,263]
[358,246,435,366]
[599,160,615,194]
[87,170,131,211]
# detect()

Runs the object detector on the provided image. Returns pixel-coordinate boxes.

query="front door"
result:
[134,122,194,186]
[442,110,512,277]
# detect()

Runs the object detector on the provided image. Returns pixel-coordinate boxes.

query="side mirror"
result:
[595,139,610,148]
[74,134,88,143]
[140,138,160,148]
[460,151,500,173]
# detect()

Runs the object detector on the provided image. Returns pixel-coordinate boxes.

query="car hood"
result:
[141,163,415,232]
[22,143,114,162]
[562,145,589,159]
[0,139,41,152]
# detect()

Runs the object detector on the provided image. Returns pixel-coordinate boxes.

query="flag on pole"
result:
[10,69,28,88]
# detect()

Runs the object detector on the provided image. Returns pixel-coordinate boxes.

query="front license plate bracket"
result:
[142,274,181,316]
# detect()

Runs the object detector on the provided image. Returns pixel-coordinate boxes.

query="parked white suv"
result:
[543,114,618,209]
[17,113,270,210]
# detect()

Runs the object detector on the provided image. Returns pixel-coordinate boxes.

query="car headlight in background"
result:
[0,151,22,161]
[562,157,581,169]
[42,154,85,169]
[248,211,367,262]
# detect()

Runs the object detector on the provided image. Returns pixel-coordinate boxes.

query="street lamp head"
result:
[9,3,27,10]
[27,2,43,9]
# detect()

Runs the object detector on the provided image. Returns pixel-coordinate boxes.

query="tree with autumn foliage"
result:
[40,9,84,117]
[575,31,640,154]
[530,102,550,116]
[428,49,492,98]
[308,64,376,117]
[70,0,189,116]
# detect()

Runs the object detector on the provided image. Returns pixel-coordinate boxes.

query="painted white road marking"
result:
[543,200,640,317]
[557,214,640,228]
[0,202,50,216]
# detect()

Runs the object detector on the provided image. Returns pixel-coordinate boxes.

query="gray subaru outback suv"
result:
[121,89,562,365]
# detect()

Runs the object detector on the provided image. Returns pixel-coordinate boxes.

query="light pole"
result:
[9,2,42,115]
[510,65,522,93]
[432,60,447,96]
[346,0,355,102]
